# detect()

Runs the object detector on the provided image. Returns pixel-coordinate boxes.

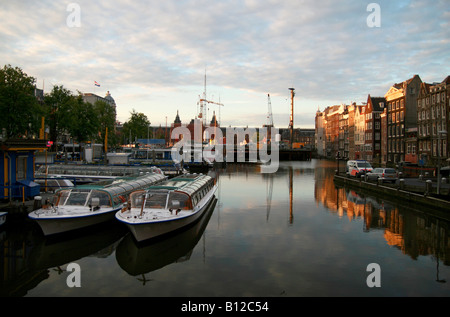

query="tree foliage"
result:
[94,99,116,148]
[122,109,151,144]
[0,64,43,138]
[44,85,75,149]
[0,64,139,151]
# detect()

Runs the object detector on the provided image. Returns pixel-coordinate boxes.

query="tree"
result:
[44,85,74,150]
[122,109,151,144]
[0,64,43,138]
[94,99,116,149]
[67,95,99,143]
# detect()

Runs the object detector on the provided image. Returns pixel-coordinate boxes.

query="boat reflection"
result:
[0,221,126,297]
[115,197,217,281]
[28,222,126,271]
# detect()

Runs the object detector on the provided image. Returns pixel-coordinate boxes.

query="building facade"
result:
[417,76,449,166]
[365,95,385,164]
[384,75,422,164]
[354,105,365,160]
[315,110,325,157]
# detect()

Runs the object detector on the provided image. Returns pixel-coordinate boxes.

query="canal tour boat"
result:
[116,174,217,242]
[28,173,166,236]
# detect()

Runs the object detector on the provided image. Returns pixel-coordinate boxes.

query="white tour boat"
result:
[116,174,217,242]
[28,173,166,236]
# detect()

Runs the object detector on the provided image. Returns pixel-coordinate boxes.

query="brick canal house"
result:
[384,74,422,164]
[315,74,449,169]
[364,95,386,164]
[417,76,450,167]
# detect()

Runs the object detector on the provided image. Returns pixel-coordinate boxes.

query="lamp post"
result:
[147,124,150,160]
[437,130,447,195]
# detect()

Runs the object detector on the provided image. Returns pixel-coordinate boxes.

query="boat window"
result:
[168,192,191,210]
[89,190,112,207]
[130,191,146,208]
[145,192,168,209]
[56,190,70,206]
[192,195,198,206]
[65,190,89,206]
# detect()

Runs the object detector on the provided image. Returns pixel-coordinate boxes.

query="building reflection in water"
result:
[314,163,450,269]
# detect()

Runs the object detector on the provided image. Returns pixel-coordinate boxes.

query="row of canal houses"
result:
[315,74,450,167]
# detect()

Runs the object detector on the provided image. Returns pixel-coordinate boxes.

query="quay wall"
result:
[333,175,450,213]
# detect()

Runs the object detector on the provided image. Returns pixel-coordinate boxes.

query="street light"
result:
[437,130,447,195]
[147,124,150,160]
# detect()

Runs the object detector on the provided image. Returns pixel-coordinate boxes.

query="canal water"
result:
[1,160,449,297]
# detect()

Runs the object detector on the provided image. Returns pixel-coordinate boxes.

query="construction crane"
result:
[266,93,274,128]
[199,98,224,124]
[262,94,274,146]
[288,88,295,148]
[197,72,224,126]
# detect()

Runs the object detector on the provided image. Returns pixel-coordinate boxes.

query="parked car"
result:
[367,168,398,183]
[346,160,373,177]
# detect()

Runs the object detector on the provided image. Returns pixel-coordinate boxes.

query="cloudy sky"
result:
[1,1,448,129]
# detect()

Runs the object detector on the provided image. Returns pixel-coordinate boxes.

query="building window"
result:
[16,156,28,180]
[443,140,447,157]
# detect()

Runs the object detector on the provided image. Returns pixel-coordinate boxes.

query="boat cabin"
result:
[44,173,166,211]
[128,174,215,211]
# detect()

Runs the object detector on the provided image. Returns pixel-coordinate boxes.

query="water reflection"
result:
[116,198,217,284]
[0,221,125,296]
[0,160,449,296]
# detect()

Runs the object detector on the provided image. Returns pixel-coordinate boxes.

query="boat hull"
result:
[122,190,217,242]
[29,208,120,236]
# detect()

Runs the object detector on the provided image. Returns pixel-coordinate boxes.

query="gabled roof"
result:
[367,95,386,112]
[441,75,450,84]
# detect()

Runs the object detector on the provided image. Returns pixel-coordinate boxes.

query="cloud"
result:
[0,0,448,127]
